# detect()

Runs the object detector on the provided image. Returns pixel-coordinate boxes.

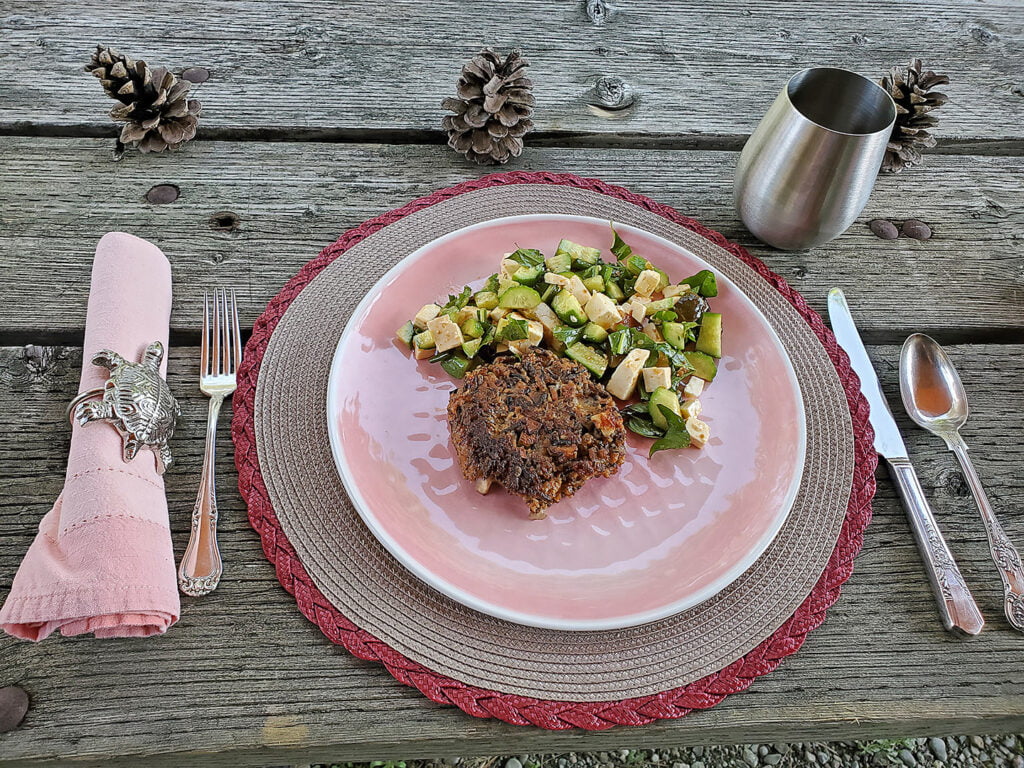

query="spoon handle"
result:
[887,457,985,637]
[949,439,1024,632]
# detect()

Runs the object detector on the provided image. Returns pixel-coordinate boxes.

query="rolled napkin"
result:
[0,232,181,640]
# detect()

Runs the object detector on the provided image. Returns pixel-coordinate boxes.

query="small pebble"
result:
[929,738,948,762]
[0,686,29,733]
[764,755,782,766]
[598,754,610,764]
[775,744,792,755]
[1012,756,1024,768]
[505,759,522,768]
[899,748,917,767]
[558,760,567,768]
[806,751,817,763]
[869,219,899,240]
[758,746,769,757]
[693,748,704,758]
[672,763,686,768]
[181,66,210,83]
[972,736,986,749]
[691,761,704,768]
[980,753,991,763]
[651,754,660,764]
[742,748,758,767]
[902,219,932,240]
[1002,737,1017,749]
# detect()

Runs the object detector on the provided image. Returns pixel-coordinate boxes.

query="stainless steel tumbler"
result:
[734,67,897,251]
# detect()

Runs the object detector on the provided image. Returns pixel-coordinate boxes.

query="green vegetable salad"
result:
[396,225,723,455]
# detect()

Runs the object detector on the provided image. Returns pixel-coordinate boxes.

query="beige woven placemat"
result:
[253,184,854,702]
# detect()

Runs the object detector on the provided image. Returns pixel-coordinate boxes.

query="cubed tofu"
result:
[681,397,702,419]
[606,348,650,400]
[413,346,434,360]
[426,315,464,352]
[455,306,477,325]
[567,274,592,306]
[642,366,672,392]
[413,303,441,330]
[641,321,663,343]
[634,269,661,297]
[500,258,521,278]
[629,297,649,323]
[529,301,560,332]
[682,376,705,399]
[475,477,493,495]
[584,291,621,329]
[508,320,545,355]
[662,284,692,298]
[489,306,510,323]
[686,416,710,448]
[544,272,571,288]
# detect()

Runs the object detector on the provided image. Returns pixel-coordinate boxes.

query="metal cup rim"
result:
[782,66,897,138]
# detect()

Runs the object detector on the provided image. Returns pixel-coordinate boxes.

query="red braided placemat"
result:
[231,172,877,730]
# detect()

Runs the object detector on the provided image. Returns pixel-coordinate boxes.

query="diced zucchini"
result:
[396,320,415,348]
[644,297,676,316]
[654,268,671,291]
[695,312,722,358]
[545,251,572,274]
[652,309,678,323]
[551,289,587,327]
[648,386,681,429]
[440,353,472,379]
[473,290,499,310]
[555,239,602,268]
[582,274,606,292]
[497,273,517,295]
[413,329,435,349]
[482,273,500,293]
[582,322,608,343]
[461,317,486,339]
[624,254,649,277]
[662,321,692,350]
[513,264,545,286]
[565,342,608,378]
[683,350,718,381]
[462,338,484,358]
[498,285,542,310]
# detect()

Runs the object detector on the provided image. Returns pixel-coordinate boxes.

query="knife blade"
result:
[827,288,984,637]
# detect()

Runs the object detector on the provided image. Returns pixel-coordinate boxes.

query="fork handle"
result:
[178,395,225,597]
[948,439,1024,631]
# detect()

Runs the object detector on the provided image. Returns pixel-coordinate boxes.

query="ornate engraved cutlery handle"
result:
[178,395,225,597]
[949,441,1024,631]
[887,457,984,637]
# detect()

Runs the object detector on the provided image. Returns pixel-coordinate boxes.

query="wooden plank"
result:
[0,343,1022,765]
[2,1,1023,145]
[0,138,1021,344]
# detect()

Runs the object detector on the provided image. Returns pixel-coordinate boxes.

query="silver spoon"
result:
[900,333,1024,632]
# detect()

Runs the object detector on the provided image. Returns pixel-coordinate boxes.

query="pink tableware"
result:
[327,215,805,630]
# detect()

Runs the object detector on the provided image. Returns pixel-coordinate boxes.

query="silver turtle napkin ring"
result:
[66,341,181,475]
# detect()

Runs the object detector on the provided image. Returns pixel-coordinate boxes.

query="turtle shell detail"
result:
[73,341,181,474]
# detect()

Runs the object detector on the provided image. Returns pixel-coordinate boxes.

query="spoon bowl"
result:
[900,333,969,443]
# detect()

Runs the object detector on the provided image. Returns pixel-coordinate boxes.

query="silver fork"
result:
[178,288,241,597]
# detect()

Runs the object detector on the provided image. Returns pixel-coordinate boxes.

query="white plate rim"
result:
[326,213,807,630]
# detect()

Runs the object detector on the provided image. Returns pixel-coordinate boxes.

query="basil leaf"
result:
[496,318,529,341]
[553,324,585,347]
[649,406,691,456]
[621,403,650,418]
[627,416,664,439]
[610,225,633,261]
[678,269,718,297]
[508,248,546,268]
[441,285,473,312]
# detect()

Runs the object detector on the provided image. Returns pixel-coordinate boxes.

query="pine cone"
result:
[86,45,202,153]
[879,59,949,173]
[442,48,535,165]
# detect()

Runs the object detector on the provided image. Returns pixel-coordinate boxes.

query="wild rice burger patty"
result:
[447,347,627,519]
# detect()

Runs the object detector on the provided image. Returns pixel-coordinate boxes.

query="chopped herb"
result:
[678,269,718,297]
[627,416,664,439]
[610,225,633,261]
[441,285,473,312]
[649,406,691,456]
[553,324,586,347]
[508,248,546,268]
[496,318,529,342]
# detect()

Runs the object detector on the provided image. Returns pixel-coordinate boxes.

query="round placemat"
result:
[233,172,877,729]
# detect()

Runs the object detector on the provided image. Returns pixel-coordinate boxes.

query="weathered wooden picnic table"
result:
[1,1,1023,765]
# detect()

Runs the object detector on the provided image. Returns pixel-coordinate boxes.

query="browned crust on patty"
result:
[447,348,627,518]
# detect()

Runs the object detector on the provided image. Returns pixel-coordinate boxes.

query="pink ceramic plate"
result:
[327,215,806,630]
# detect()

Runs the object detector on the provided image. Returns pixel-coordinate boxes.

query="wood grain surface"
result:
[2,1,1023,147]
[0,138,1021,344]
[0,339,1022,766]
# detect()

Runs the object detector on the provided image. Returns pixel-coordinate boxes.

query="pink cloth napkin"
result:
[0,232,181,640]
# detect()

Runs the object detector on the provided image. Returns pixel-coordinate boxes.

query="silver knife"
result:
[827,288,984,637]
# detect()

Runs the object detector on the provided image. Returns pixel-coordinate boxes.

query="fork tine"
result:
[212,288,222,376]
[220,288,231,376]
[201,291,210,379]
[230,290,242,373]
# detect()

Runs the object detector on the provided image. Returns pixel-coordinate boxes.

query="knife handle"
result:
[887,457,984,637]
